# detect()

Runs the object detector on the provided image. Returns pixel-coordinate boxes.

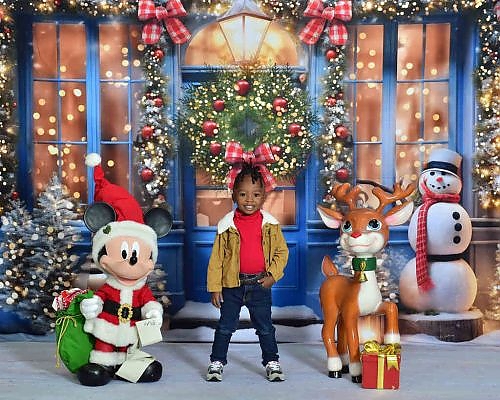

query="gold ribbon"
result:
[54,315,80,368]
[363,341,401,389]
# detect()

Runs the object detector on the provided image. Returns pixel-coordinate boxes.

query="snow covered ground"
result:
[1,302,499,400]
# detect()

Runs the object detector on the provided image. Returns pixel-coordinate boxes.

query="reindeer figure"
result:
[317,181,415,383]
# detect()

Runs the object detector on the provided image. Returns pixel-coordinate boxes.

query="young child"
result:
[206,163,289,382]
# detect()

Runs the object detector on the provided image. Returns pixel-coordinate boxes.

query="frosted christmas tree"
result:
[0,175,82,333]
[485,244,500,320]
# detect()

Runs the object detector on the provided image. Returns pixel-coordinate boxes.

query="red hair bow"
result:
[225,142,277,192]
[138,0,191,45]
[299,0,352,46]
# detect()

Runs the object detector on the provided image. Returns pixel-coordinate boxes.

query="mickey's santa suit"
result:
[77,153,172,386]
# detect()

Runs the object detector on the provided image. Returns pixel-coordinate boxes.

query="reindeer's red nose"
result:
[351,231,362,238]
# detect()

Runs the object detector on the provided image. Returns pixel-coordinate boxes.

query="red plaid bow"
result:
[225,142,277,192]
[299,0,352,45]
[138,0,191,45]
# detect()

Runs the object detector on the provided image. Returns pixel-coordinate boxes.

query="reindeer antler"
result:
[331,183,362,210]
[372,181,416,213]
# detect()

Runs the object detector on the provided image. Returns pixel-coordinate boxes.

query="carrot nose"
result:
[351,231,362,238]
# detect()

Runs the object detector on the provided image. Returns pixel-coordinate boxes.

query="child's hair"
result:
[233,163,264,190]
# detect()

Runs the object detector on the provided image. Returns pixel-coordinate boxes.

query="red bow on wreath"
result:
[138,0,191,45]
[299,0,352,46]
[225,142,277,192]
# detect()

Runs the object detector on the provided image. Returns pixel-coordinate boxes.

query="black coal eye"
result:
[430,171,435,176]
[441,171,447,176]
[367,219,382,231]
[342,221,352,233]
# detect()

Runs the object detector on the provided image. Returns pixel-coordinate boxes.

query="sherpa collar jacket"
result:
[206,210,289,293]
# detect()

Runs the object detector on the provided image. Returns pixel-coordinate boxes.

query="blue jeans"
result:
[210,284,279,366]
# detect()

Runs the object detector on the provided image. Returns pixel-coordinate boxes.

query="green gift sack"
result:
[54,289,95,373]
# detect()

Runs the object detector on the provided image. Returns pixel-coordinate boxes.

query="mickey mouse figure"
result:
[77,153,172,386]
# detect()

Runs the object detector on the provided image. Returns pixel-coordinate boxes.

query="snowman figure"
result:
[399,148,477,313]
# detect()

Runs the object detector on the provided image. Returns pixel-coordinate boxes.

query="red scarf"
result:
[415,181,460,291]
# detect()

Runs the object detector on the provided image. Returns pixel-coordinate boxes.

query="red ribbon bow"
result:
[299,0,352,45]
[225,142,277,192]
[138,0,191,45]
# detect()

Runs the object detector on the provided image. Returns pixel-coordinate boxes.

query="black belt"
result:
[239,272,267,286]
[102,300,141,323]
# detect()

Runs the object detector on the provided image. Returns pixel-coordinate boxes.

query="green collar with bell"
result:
[352,257,377,272]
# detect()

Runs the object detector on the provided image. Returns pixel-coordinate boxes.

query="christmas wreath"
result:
[179,66,315,187]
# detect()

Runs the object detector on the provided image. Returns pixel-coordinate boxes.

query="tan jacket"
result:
[207,210,289,293]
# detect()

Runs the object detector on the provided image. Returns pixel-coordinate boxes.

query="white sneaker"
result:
[265,361,285,382]
[206,361,223,382]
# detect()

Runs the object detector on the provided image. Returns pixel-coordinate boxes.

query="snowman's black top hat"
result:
[423,148,461,178]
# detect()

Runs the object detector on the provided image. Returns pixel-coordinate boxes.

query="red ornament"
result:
[335,168,349,182]
[273,97,288,112]
[12,102,16,109]
[202,120,218,137]
[213,99,225,112]
[236,79,251,96]
[288,123,301,137]
[11,191,19,200]
[337,92,344,100]
[271,145,282,156]
[209,142,222,156]
[325,49,337,61]
[140,168,154,182]
[153,49,164,59]
[326,97,336,107]
[335,125,349,139]
[153,97,163,107]
[141,126,154,140]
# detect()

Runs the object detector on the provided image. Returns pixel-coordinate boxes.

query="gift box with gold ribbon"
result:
[361,340,401,389]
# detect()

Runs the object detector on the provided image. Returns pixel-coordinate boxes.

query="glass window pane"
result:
[61,82,87,141]
[61,144,87,202]
[396,83,422,141]
[196,190,233,226]
[397,24,423,80]
[33,81,58,141]
[33,143,59,193]
[130,26,145,80]
[33,23,57,79]
[100,83,130,141]
[356,144,381,182]
[60,24,86,79]
[423,82,449,141]
[425,24,450,79]
[101,144,130,190]
[355,83,382,142]
[262,190,296,225]
[99,24,130,80]
[357,25,384,81]
[396,143,446,184]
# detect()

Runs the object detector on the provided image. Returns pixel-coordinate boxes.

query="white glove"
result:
[80,295,102,320]
[145,309,163,326]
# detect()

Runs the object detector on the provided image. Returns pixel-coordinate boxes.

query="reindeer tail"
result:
[321,255,339,277]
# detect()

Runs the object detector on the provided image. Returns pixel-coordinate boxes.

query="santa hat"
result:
[85,153,158,267]
[423,148,462,179]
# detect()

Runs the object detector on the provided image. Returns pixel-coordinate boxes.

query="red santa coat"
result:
[83,277,163,348]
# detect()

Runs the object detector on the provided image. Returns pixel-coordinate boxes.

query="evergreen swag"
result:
[179,66,315,186]
[0,175,82,333]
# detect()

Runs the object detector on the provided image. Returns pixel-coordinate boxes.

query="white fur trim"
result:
[89,317,139,347]
[349,361,362,377]
[90,349,126,366]
[217,210,279,234]
[85,153,102,167]
[92,220,158,268]
[327,357,342,372]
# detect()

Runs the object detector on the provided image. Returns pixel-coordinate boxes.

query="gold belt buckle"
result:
[117,303,133,323]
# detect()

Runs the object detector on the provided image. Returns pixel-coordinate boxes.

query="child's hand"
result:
[258,274,275,289]
[211,292,224,308]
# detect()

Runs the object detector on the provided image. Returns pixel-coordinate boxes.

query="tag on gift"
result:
[136,318,163,347]
[115,346,155,383]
